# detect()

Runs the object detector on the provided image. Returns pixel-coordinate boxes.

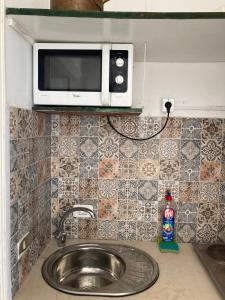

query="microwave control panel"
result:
[109,50,128,93]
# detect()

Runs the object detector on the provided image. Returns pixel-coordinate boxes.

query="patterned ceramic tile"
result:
[59,114,79,136]
[119,138,138,159]
[99,116,119,138]
[181,118,202,140]
[17,108,32,138]
[222,163,225,182]
[11,232,18,269]
[202,118,223,140]
[79,159,98,178]
[137,222,158,241]
[139,159,159,180]
[80,116,99,136]
[51,178,58,198]
[59,136,79,157]
[11,263,19,297]
[222,141,225,163]
[51,114,59,136]
[160,117,182,139]
[160,139,180,160]
[58,196,78,213]
[199,183,220,203]
[10,202,18,237]
[200,161,221,182]
[78,219,98,239]
[138,117,161,139]
[118,199,138,220]
[138,181,158,201]
[220,183,225,203]
[219,204,225,224]
[79,178,98,199]
[80,137,98,160]
[10,171,19,204]
[177,223,196,243]
[118,180,138,200]
[59,157,79,178]
[119,159,139,179]
[117,221,137,240]
[201,139,222,162]
[137,201,158,222]
[118,116,139,138]
[138,140,159,160]
[177,203,198,223]
[217,225,225,243]
[196,223,217,244]
[97,220,117,240]
[179,182,199,203]
[158,181,179,202]
[51,136,59,157]
[98,199,118,220]
[159,159,179,181]
[181,140,201,161]
[99,159,119,179]
[99,136,119,159]
[10,107,18,139]
[98,180,117,200]
[198,203,219,224]
[58,178,79,197]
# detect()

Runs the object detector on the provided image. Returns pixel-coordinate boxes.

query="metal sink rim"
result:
[42,243,159,297]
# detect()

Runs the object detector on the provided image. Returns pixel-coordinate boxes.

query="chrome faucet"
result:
[54,206,96,247]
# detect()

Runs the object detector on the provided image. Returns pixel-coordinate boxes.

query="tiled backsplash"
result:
[50,115,225,244]
[10,108,51,296]
[10,107,225,296]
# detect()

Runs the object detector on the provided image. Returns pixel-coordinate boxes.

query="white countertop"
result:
[14,239,222,300]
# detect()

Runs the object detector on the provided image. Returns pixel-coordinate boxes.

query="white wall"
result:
[105,0,225,12]
[5,0,50,8]
[134,62,225,118]
[6,27,33,109]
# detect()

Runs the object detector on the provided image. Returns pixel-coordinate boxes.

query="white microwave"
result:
[33,43,133,107]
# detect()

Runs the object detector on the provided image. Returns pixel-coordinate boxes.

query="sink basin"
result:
[42,243,159,297]
[207,244,225,264]
[193,243,225,299]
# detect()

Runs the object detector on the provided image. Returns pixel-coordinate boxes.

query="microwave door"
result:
[101,44,111,106]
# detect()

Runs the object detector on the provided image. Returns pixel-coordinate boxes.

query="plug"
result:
[162,99,174,113]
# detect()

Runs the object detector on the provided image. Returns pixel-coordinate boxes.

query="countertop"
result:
[14,239,222,300]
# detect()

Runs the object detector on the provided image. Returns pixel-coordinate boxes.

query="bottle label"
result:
[162,208,174,242]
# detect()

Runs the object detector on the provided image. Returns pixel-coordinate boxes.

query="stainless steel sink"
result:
[42,243,159,297]
[193,243,225,299]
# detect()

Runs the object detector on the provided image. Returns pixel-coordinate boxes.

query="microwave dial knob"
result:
[116,58,125,67]
[115,75,124,85]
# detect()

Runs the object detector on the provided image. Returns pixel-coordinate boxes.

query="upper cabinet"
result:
[6,8,225,63]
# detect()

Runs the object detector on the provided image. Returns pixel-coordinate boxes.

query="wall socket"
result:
[162,98,175,112]
[17,232,29,260]
[73,205,94,218]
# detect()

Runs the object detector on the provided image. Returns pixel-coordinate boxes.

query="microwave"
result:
[33,43,133,107]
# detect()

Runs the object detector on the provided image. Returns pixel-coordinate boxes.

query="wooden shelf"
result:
[32,105,143,115]
[6,8,225,62]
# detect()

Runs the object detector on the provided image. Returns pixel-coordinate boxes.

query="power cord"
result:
[107,101,172,141]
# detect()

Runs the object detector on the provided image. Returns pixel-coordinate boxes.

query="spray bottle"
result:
[162,190,174,242]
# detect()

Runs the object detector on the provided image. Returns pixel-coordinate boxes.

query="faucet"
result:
[54,206,96,247]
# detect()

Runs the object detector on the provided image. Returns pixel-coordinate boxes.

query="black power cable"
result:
[107,101,172,141]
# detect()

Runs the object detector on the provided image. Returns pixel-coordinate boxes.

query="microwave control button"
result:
[115,75,124,85]
[116,58,125,67]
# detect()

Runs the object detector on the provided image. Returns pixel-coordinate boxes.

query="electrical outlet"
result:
[162,98,175,112]
[17,232,29,260]
[73,205,94,218]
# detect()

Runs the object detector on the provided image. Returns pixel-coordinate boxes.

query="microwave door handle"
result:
[101,44,111,106]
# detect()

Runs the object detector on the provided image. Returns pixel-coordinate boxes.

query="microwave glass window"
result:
[38,50,102,91]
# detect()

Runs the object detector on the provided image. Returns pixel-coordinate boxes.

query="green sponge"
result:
[157,238,179,253]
